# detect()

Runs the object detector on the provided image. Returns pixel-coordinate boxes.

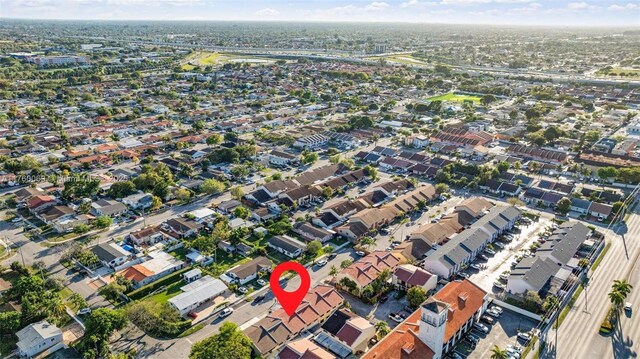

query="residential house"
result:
[121,192,154,210]
[224,256,272,285]
[168,276,229,316]
[269,150,298,166]
[294,134,330,149]
[92,242,131,268]
[164,218,203,238]
[293,222,334,243]
[16,321,64,358]
[245,285,343,356]
[336,251,405,295]
[507,222,591,295]
[392,264,438,293]
[277,338,336,359]
[267,235,307,258]
[320,309,376,355]
[118,250,185,288]
[126,225,175,246]
[91,199,128,218]
[423,205,520,278]
[27,195,57,213]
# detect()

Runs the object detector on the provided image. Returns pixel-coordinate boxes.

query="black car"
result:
[253,295,266,303]
[379,294,389,303]
[328,253,337,259]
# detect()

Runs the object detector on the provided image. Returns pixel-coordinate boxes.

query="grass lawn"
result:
[170,246,191,261]
[330,237,349,247]
[58,287,73,300]
[145,280,186,304]
[183,51,277,68]
[266,249,291,265]
[0,245,6,258]
[427,92,482,103]
[44,230,81,243]
[178,323,205,338]
[181,64,196,71]
[597,67,640,78]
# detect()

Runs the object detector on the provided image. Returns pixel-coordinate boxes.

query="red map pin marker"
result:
[270,261,311,316]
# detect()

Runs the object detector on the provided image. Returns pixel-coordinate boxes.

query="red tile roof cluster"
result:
[339,251,404,287]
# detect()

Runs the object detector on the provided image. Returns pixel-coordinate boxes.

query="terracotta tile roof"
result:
[27,195,55,209]
[340,251,404,287]
[362,309,434,359]
[336,317,370,346]
[278,338,336,359]
[119,264,153,283]
[433,279,487,342]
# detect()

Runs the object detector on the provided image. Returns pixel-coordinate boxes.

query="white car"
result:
[493,282,506,290]
[490,306,503,314]
[77,307,91,315]
[11,217,22,223]
[485,248,496,255]
[517,332,531,341]
[388,313,403,323]
[470,263,482,270]
[625,302,632,312]
[257,279,266,286]
[499,273,510,281]
[238,286,248,294]
[495,242,506,249]
[486,309,501,318]
[316,259,328,267]
[473,323,489,333]
[355,251,366,257]
[219,308,234,318]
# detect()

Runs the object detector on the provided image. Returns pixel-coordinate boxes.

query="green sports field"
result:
[427,92,482,103]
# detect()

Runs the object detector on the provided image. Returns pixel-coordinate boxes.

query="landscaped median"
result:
[599,307,617,335]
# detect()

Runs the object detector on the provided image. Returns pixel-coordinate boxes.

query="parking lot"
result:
[460,304,538,359]
[343,290,412,328]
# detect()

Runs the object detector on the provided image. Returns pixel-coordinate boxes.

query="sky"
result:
[1,0,639,26]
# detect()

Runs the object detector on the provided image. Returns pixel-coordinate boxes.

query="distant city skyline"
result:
[2,0,639,27]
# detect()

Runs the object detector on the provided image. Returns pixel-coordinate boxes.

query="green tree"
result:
[0,311,20,334]
[78,308,128,359]
[542,295,559,314]
[490,345,509,359]
[435,183,450,195]
[556,197,571,215]
[307,240,323,256]
[206,134,223,146]
[175,188,193,203]
[99,281,127,302]
[69,292,88,310]
[597,167,618,181]
[189,322,252,359]
[407,286,428,308]
[340,259,353,269]
[230,186,245,200]
[95,216,113,229]
[301,152,319,165]
[201,178,226,195]
[108,181,136,198]
[375,321,390,338]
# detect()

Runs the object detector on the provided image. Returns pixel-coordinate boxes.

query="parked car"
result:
[388,313,403,323]
[484,248,496,255]
[473,323,489,333]
[187,311,198,319]
[517,332,532,342]
[481,315,495,325]
[257,279,266,286]
[494,242,506,249]
[467,334,480,344]
[379,294,389,303]
[479,254,489,261]
[316,259,328,267]
[77,307,91,315]
[625,302,632,312]
[486,309,501,318]
[499,273,510,281]
[328,253,337,259]
[470,263,482,270]
[493,282,506,290]
[238,286,248,294]
[490,306,503,314]
[355,251,366,257]
[219,308,234,318]
[253,295,266,303]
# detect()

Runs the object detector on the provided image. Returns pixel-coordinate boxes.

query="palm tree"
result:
[375,321,390,338]
[608,289,626,310]
[612,279,633,298]
[578,258,590,270]
[490,345,509,359]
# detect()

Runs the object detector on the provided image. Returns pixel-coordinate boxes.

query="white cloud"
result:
[566,1,599,10]
[365,1,389,11]
[106,0,201,5]
[254,7,280,17]
[607,2,639,11]
[400,0,419,7]
[10,0,56,7]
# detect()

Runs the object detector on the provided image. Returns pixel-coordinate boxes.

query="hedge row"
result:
[126,267,191,301]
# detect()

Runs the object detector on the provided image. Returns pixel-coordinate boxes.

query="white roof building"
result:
[169,276,229,315]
